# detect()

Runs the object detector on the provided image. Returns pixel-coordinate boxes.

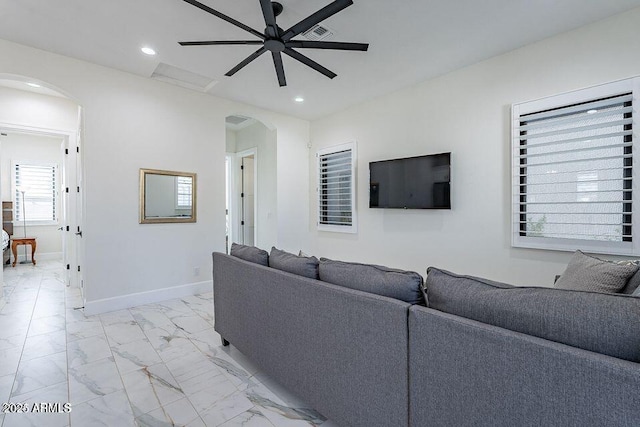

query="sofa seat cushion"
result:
[319,258,424,304]
[425,267,640,363]
[269,247,319,279]
[555,250,638,294]
[230,243,269,266]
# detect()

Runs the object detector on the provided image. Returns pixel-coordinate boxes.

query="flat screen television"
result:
[369,152,451,209]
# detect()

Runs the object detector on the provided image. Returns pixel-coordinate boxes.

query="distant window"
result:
[176,176,192,208]
[13,162,58,223]
[317,142,357,233]
[512,78,639,256]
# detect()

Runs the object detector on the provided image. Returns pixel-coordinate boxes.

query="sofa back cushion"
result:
[230,243,269,266]
[425,267,640,363]
[269,247,319,279]
[319,258,424,304]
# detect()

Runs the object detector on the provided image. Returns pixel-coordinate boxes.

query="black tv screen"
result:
[369,153,451,209]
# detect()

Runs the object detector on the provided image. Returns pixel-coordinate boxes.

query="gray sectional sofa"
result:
[212,248,640,427]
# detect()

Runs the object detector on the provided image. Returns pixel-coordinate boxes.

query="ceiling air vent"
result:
[226,115,250,126]
[151,63,217,93]
[225,115,256,130]
[302,24,334,41]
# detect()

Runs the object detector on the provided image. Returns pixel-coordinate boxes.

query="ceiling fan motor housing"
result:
[264,39,285,52]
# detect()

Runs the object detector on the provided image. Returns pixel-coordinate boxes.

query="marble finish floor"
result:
[0,261,335,427]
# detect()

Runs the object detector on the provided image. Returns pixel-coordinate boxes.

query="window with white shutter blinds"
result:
[512,78,639,255]
[317,142,357,233]
[14,163,57,223]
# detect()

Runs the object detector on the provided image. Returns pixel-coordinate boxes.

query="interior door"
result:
[241,156,255,246]
[60,139,70,286]
[75,108,84,296]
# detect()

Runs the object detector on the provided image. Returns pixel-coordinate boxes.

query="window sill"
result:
[13,221,59,227]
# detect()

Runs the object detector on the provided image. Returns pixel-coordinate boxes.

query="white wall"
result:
[0,131,63,258]
[0,86,79,130]
[0,39,310,313]
[234,122,278,251]
[225,129,237,153]
[308,8,640,286]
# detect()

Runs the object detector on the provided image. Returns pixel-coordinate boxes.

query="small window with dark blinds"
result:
[317,142,357,233]
[14,162,57,223]
[176,176,193,208]
[512,78,639,255]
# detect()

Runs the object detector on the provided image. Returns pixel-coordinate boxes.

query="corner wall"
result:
[0,39,310,313]
[308,8,640,285]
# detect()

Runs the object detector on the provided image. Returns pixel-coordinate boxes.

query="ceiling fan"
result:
[178,0,369,87]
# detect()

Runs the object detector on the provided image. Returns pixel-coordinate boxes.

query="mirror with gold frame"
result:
[139,168,197,224]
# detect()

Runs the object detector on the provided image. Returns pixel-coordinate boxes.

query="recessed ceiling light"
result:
[26,82,41,88]
[294,96,304,103]
[587,109,598,114]
[141,46,157,56]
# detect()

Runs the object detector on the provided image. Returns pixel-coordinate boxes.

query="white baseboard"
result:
[14,252,62,262]
[83,280,213,315]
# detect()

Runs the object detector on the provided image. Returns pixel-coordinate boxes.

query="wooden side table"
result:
[11,237,37,267]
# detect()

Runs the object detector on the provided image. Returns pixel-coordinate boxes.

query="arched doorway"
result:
[225,114,277,252]
[0,75,84,306]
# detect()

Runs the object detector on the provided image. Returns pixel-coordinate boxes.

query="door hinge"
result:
[77,265,81,272]
[241,193,244,198]
[76,147,79,153]
[77,186,80,193]
[241,165,244,170]
[66,187,69,193]
[66,264,70,270]
[66,226,70,231]
[241,221,245,225]
[65,148,69,155]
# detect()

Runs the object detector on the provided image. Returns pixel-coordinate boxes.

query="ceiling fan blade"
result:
[179,40,264,46]
[182,0,265,40]
[281,0,352,41]
[260,0,279,38]
[286,41,368,51]
[225,47,267,76]
[272,51,287,87]
[283,48,337,79]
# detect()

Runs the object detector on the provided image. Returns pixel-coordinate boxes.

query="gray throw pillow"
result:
[269,247,319,279]
[554,250,638,294]
[426,267,640,363]
[230,243,269,266]
[319,258,424,304]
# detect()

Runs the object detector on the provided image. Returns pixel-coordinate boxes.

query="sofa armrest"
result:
[408,305,640,427]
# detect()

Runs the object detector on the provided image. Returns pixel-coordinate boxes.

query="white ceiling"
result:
[1,0,640,120]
